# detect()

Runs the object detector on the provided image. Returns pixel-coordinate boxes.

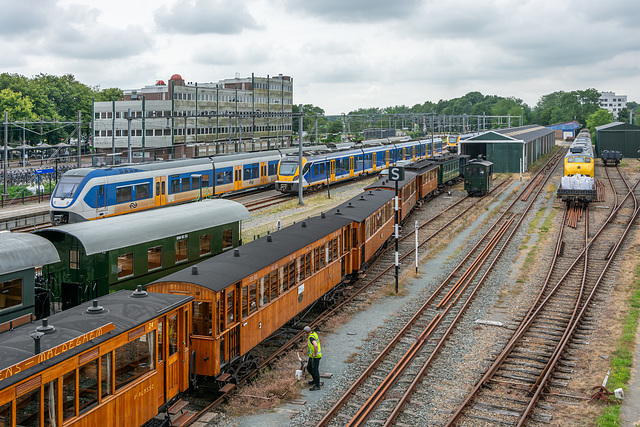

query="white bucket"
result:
[295,370,302,381]
[614,388,624,399]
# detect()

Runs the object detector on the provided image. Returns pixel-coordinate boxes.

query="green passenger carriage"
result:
[35,199,249,310]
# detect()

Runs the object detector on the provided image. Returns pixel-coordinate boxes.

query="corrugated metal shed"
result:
[459,125,555,173]
[595,122,640,158]
[0,232,60,275]
[34,199,249,256]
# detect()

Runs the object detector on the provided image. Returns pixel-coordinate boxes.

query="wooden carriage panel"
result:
[363,218,394,263]
[190,337,216,377]
[239,263,342,355]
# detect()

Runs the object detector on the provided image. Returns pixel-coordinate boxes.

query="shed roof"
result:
[0,290,192,389]
[0,232,60,275]
[547,121,582,131]
[34,199,249,255]
[466,125,553,143]
[596,122,640,131]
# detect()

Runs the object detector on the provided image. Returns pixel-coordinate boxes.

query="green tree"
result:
[94,87,124,102]
[585,109,613,136]
[0,89,38,143]
[616,107,631,123]
[532,88,601,126]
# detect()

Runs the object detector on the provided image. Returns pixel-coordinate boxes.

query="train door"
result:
[234,166,242,191]
[165,308,186,400]
[260,162,267,186]
[349,157,354,177]
[156,318,166,407]
[154,176,167,206]
[96,184,107,216]
[218,286,240,370]
[330,160,336,182]
[372,153,377,171]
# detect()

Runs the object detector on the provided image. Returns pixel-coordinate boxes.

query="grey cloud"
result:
[0,1,57,36]
[283,0,424,22]
[154,0,259,35]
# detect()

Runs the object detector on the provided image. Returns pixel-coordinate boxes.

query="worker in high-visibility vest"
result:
[304,326,322,391]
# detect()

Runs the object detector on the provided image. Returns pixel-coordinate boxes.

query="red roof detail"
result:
[156,80,166,85]
[170,74,183,81]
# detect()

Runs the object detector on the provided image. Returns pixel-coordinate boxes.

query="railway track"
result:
[180,178,516,424]
[311,149,564,426]
[445,165,640,426]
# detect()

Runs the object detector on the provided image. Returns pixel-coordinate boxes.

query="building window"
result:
[176,237,188,262]
[118,252,134,278]
[222,228,233,249]
[0,278,22,310]
[199,234,211,256]
[148,246,162,270]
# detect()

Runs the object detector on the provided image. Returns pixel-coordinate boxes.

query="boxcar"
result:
[0,233,60,323]
[146,189,395,383]
[35,199,249,310]
[0,289,193,427]
[464,159,494,196]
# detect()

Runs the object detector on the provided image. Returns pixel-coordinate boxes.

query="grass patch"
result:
[594,265,640,426]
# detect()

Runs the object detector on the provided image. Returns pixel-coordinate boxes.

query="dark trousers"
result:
[307,357,321,386]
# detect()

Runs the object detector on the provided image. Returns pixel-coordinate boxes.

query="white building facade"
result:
[599,91,627,117]
[92,73,293,160]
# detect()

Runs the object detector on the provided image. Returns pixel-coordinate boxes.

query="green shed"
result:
[595,122,640,158]
[459,125,555,173]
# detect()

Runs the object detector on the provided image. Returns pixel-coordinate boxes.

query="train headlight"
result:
[293,175,298,182]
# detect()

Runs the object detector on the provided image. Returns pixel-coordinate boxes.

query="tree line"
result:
[0,72,636,145]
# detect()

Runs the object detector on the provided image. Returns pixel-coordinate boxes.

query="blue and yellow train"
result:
[275,138,443,193]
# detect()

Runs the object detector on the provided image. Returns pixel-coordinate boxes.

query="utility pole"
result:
[298,104,304,206]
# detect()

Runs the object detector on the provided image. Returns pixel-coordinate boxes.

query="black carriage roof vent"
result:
[360,195,365,200]
[368,191,374,195]
[302,221,307,228]
[347,202,354,208]
[234,248,240,257]
[321,212,326,219]
[267,235,273,242]
[191,266,199,275]
[30,331,44,355]
[335,209,342,215]
[36,318,56,335]
[86,300,105,314]
[131,285,148,298]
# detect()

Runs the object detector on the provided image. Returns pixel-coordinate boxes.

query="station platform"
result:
[0,200,51,231]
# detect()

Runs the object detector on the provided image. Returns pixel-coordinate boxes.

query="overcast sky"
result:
[1,0,638,115]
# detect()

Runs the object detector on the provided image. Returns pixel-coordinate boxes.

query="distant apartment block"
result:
[92,73,293,159]
[599,91,627,117]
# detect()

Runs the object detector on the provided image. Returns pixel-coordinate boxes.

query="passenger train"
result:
[275,138,444,193]
[0,155,472,427]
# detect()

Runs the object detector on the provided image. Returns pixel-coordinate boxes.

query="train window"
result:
[181,177,190,191]
[288,261,296,288]
[0,402,11,427]
[171,178,180,193]
[16,387,39,427]
[313,164,319,175]
[193,301,212,335]
[135,183,150,199]
[101,353,112,398]
[260,275,269,305]
[226,290,235,325]
[148,246,162,270]
[567,157,574,163]
[156,182,160,196]
[117,253,134,278]
[249,283,257,313]
[0,278,21,310]
[199,234,211,256]
[202,174,210,187]
[162,181,166,195]
[63,370,76,420]
[43,379,57,426]
[175,238,188,262]
[192,176,200,190]
[585,157,591,163]
[242,286,249,317]
[222,228,233,250]
[327,242,333,263]
[270,271,278,301]
[319,162,325,175]
[268,163,278,176]
[157,324,164,363]
[115,332,153,390]
[79,358,99,414]
[313,248,320,273]
[305,253,312,278]
[116,186,132,203]
[297,256,304,282]
[278,266,287,293]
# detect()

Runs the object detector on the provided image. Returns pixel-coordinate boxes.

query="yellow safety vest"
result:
[307,332,322,358]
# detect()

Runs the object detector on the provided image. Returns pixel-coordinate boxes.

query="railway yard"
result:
[201,148,640,426]
[2,145,640,426]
